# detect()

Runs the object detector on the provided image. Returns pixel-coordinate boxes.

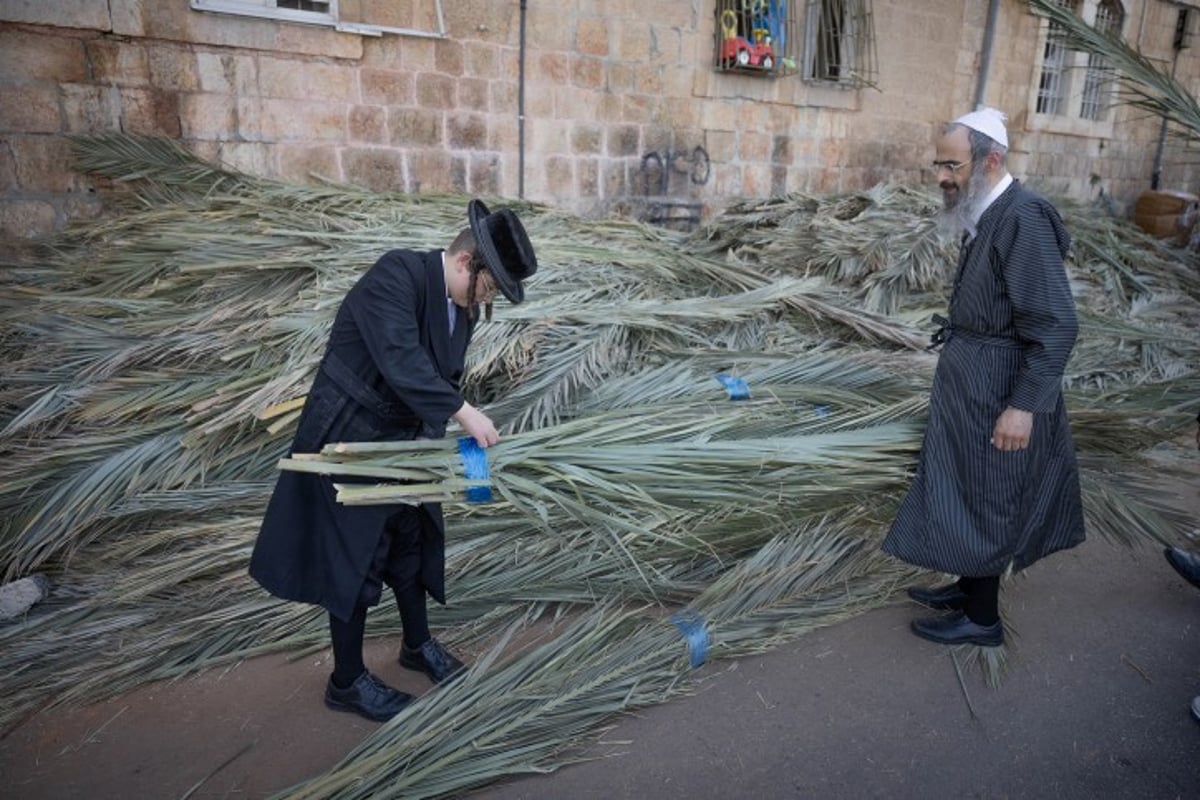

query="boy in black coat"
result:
[250,200,537,721]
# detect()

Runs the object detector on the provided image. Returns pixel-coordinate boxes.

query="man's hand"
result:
[453,402,500,448]
[992,407,1033,451]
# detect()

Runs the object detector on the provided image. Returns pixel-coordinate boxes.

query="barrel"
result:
[1132,189,1199,244]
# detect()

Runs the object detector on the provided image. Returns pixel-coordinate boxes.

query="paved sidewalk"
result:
[3,517,1199,799]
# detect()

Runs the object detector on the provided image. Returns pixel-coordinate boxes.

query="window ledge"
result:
[1027,113,1115,140]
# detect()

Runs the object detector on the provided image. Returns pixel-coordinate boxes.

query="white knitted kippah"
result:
[952,106,1008,148]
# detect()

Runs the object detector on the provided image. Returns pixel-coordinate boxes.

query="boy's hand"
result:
[453,402,500,448]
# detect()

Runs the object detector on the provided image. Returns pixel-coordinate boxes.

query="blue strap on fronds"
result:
[714,373,750,401]
[670,609,709,668]
[457,437,493,502]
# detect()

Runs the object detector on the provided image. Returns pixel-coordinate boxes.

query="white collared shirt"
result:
[441,251,456,334]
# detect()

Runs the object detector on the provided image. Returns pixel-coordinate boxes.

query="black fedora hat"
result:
[467,199,537,304]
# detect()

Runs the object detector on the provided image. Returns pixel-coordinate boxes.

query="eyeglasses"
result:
[932,160,971,174]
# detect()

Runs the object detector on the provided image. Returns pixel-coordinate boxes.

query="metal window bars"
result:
[801,0,877,88]
[1079,0,1123,121]
[713,0,800,76]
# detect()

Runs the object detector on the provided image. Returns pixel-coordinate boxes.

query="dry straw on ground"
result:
[1,129,1197,796]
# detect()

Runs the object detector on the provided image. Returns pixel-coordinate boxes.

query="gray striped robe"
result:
[882,180,1086,576]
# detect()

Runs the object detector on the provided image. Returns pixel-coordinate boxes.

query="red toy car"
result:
[721,35,775,70]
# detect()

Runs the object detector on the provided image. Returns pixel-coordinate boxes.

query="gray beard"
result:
[935,161,991,242]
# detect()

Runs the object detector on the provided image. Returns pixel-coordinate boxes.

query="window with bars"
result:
[712,0,876,86]
[1079,0,1123,120]
[189,0,447,38]
[1035,0,1078,115]
[803,0,877,87]
[1033,0,1126,123]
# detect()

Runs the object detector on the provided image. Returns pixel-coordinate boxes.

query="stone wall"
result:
[1,0,1197,238]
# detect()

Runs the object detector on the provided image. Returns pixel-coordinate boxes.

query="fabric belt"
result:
[320,351,421,425]
[927,314,1022,351]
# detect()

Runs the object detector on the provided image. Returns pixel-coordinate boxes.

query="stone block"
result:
[61,83,121,132]
[466,43,499,78]
[344,147,406,192]
[401,38,437,72]
[9,135,90,191]
[578,156,599,197]
[468,153,500,195]
[700,101,739,133]
[416,73,455,109]
[0,0,109,29]
[0,141,15,191]
[0,199,58,239]
[576,18,609,57]
[527,11,572,51]
[259,56,356,100]
[349,106,387,143]
[712,163,743,197]
[276,143,340,184]
[608,62,635,92]
[632,65,662,95]
[621,94,650,123]
[490,81,518,113]
[447,113,488,149]
[0,30,88,82]
[147,46,200,92]
[235,97,264,141]
[529,118,568,154]
[435,39,465,76]
[216,141,272,177]
[361,69,415,106]
[600,159,629,199]
[614,25,652,62]
[704,130,736,163]
[607,124,640,157]
[121,87,182,137]
[180,92,236,139]
[487,116,518,153]
[259,97,345,142]
[196,51,257,95]
[0,84,61,133]
[657,97,700,131]
[457,78,490,112]
[526,86,554,118]
[571,57,605,90]
[738,131,771,163]
[407,149,454,192]
[86,39,151,87]
[771,164,788,196]
[571,123,603,155]
[545,155,574,194]
[450,154,467,192]
[390,107,443,147]
[772,135,792,166]
[535,53,569,84]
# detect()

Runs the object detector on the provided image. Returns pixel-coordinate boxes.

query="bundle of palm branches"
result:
[1,133,1197,796]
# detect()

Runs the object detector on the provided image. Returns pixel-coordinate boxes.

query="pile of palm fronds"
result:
[1,135,1197,796]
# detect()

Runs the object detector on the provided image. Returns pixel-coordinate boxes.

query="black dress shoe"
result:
[911,612,1004,647]
[324,671,413,722]
[1164,547,1200,590]
[906,582,968,611]
[400,638,466,684]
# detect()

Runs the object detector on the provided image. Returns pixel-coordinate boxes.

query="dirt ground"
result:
[2,465,1199,799]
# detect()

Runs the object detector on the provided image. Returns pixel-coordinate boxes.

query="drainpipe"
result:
[973,0,1001,107]
[1152,9,1188,190]
[518,0,528,199]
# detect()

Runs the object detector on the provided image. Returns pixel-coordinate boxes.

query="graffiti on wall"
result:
[637,145,710,231]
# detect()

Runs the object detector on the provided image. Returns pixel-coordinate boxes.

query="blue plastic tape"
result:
[669,609,709,668]
[813,404,830,418]
[457,436,493,502]
[714,373,750,401]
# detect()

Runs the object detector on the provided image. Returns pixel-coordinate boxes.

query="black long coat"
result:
[250,249,473,622]
[882,181,1086,576]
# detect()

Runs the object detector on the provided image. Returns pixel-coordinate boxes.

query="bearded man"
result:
[882,107,1086,647]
